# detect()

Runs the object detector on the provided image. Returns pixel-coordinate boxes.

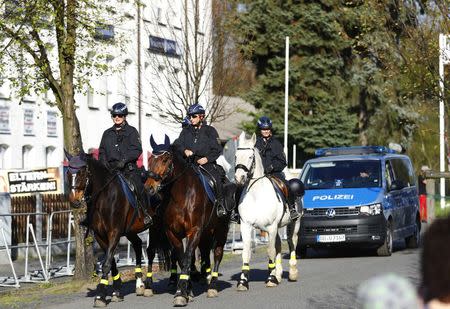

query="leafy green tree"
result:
[0,0,124,279]
[235,0,357,163]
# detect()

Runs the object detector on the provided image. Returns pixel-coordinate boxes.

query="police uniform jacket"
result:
[99,122,142,166]
[173,123,222,164]
[255,135,287,175]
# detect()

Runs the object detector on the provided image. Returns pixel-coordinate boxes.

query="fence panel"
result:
[42,194,70,240]
[11,196,37,244]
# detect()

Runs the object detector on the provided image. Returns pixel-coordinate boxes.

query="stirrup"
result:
[289,209,300,220]
[229,211,240,224]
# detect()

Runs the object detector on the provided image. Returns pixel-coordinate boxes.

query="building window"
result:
[23,108,35,136]
[45,146,56,167]
[149,35,181,57]
[0,104,10,134]
[47,111,58,137]
[22,145,33,169]
[94,25,115,41]
[0,144,8,169]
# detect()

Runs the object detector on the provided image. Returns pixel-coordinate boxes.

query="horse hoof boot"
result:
[236,279,249,292]
[93,296,107,308]
[265,275,279,287]
[288,270,298,282]
[144,288,154,297]
[173,296,188,307]
[207,289,218,298]
[111,291,124,302]
[136,286,145,296]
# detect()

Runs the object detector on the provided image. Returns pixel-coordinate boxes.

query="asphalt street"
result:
[34,241,420,309]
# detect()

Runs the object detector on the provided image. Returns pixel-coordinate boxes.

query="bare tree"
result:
[141,0,248,125]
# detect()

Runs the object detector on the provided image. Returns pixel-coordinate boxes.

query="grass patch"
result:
[0,280,93,308]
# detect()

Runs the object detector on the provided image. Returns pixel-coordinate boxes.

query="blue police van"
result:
[298,146,421,257]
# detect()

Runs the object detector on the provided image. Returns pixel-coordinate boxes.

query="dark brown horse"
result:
[66,151,169,307]
[145,135,233,306]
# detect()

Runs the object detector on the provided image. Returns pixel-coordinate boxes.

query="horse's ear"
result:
[164,134,171,147]
[150,135,157,150]
[64,149,73,161]
[239,131,245,143]
[251,133,256,145]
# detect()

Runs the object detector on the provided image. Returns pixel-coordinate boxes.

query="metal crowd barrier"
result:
[0,211,75,288]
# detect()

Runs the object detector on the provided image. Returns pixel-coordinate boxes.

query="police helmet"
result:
[187,103,205,116]
[111,102,128,116]
[257,116,272,130]
[288,178,305,197]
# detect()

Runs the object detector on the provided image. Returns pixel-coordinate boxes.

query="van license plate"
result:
[316,234,346,243]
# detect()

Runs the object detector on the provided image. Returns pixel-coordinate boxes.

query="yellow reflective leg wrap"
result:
[290,252,297,261]
[147,272,153,278]
[268,263,276,269]
[135,267,142,273]
[206,268,211,273]
[242,265,250,271]
[179,274,189,280]
[211,272,219,277]
[276,257,282,265]
[113,273,121,281]
[100,279,109,285]
[170,269,177,274]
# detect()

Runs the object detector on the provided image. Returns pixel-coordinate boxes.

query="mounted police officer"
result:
[173,103,239,222]
[255,116,300,220]
[99,102,151,224]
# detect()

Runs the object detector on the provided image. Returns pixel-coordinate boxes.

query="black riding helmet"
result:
[111,102,128,116]
[257,116,272,130]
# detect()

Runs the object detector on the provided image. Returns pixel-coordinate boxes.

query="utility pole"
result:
[439,34,448,208]
[137,0,142,136]
[284,36,289,165]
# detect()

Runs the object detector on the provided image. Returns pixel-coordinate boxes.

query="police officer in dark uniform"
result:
[255,116,300,220]
[173,103,238,222]
[99,102,151,224]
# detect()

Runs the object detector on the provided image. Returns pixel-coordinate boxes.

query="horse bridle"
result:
[147,151,175,184]
[235,147,256,181]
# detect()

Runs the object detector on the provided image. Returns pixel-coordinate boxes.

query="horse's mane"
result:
[87,156,113,181]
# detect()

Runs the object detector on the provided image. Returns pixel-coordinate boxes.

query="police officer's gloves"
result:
[265,164,274,174]
[116,160,126,169]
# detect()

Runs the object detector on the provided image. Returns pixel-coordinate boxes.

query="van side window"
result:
[390,158,412,188]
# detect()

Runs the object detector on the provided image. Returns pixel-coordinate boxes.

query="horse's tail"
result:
[150,216,171,271]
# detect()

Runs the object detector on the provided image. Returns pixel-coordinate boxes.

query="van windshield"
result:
[301,160,381,190]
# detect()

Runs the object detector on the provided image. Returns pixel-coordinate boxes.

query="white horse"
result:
[234,131,301,291]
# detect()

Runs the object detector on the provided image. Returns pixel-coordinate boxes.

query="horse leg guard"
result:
[94,280,108,308]
[143,272,154,297]
[207,273,219,298]
[168,269,178,290]
[173,277,189,307]
[135,268,145,296]
[265,274,279,288]
[111,274,124,302]
[236,269,249,292]
[288,252,298,282]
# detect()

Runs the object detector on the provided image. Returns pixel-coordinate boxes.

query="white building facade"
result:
[0,0,213,175]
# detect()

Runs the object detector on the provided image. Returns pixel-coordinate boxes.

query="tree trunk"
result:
[62,85,95,280]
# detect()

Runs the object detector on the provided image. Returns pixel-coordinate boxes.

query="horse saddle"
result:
[268,176,289,206]
[194,167,216,204]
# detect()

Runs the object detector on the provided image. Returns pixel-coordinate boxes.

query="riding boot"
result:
[216,198,227,217]
[287,193,300,220]
[139,192,153,226]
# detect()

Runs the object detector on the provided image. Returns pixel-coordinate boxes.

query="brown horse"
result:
[66,151,170,307]
[145,135,233,306]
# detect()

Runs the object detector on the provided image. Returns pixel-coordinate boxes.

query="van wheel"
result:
[377,220,393,256]
[405,217,420,249]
